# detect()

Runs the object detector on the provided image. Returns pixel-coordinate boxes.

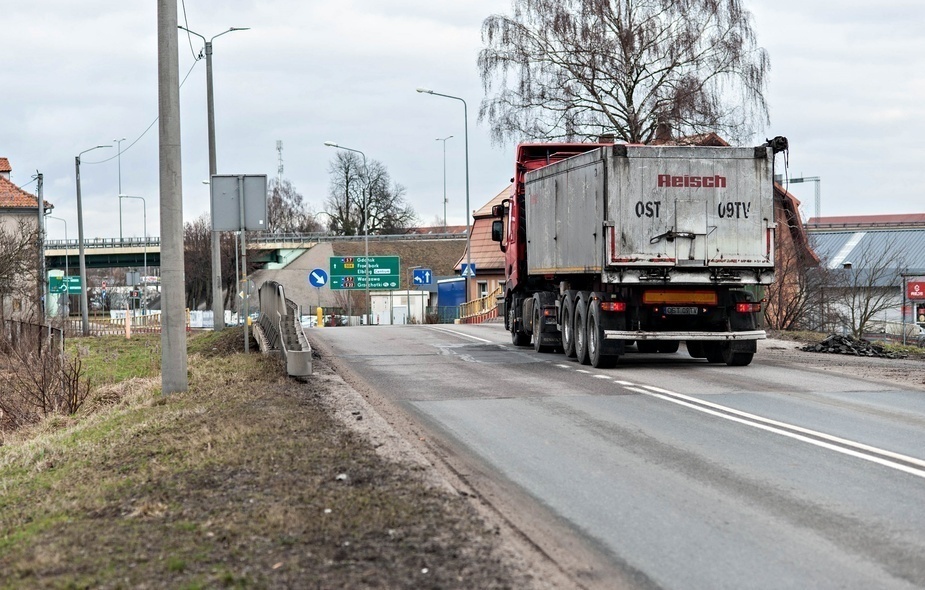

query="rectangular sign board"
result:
[210,174,268,231]
[329,256,400,290]
[908,277,925,300]
[49,276,82,294]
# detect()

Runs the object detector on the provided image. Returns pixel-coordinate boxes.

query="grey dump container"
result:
[524,144,775,285]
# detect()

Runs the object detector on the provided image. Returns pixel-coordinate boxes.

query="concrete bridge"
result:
[43,231,465,270]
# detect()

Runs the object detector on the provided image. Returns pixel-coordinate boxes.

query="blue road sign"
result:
[461,263,477,277]
[308,268,329,288]
[412,268,433,285]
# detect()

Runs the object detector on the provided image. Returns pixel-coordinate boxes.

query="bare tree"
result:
[184,215,243,311]
[825,238,906,338]
[365,160,417,234]
[0,217,40,322]
[325,152,364,236]
[268,178,323,234]
[324,153,418,235]
[478,0,770,144]
[764,207,821,331]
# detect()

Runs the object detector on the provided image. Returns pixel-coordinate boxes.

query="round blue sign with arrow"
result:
[308,268,329,288]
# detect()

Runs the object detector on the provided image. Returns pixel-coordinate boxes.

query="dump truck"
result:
[490,137,789,368]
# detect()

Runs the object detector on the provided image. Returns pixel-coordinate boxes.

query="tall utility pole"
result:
[35,172,45,317]
[417,88,472,301]
[75,145,110,336]
[179,25,248,332]
[159,0,187,393]
[114,137,126,241]
[436,135,453,232]
[276,140,284,188]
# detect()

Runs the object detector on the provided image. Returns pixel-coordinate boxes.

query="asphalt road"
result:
[310,323,925,590]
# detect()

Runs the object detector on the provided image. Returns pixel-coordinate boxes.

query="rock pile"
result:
[800,334,907,359]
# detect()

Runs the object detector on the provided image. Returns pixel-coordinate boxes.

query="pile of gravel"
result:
[800,334,906,359]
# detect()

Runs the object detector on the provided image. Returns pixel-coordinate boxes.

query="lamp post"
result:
[435,135,453,232]
[178,24,249,332]
[324,141,371,326]
[417,87,472,302]
[114,137,126,241]
[120,194,147,316]
[76,144,111,336]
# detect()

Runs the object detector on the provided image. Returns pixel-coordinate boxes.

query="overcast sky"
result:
[3,1,924,241]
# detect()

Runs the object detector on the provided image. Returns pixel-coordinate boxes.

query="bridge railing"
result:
[460,286,503,324]
[45,237,161,250]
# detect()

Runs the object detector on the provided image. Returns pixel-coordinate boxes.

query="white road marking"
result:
[593,374,611,380]
[426,326,493,344]
[637,386,925,480]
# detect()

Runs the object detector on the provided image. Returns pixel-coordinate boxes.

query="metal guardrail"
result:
[256,280,312,377]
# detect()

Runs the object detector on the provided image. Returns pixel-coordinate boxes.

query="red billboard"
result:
[908,278,925,300]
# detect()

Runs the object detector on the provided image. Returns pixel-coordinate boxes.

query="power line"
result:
[83,60,199,166]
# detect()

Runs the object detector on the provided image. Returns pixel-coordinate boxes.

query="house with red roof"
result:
[0,158,49,321]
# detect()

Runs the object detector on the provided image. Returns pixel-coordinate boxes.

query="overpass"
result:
[45,237,161,270]
[44,231,466,270]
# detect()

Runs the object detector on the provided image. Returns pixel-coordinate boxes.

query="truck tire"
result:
[704,342,724,363]
[510,301,530,347]
[574,292,591,365]
[533,306,553,353]
[723,348,754,366]
[588,302,618,368]
[561,292,578,358]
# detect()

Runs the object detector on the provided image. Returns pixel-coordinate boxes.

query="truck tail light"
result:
[601,302,626,312]
[735,302,761,313]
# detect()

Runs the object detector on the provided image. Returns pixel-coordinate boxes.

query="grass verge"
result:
[0,329,522,589]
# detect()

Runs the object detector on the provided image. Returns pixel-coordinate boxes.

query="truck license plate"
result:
[664,306,698,315]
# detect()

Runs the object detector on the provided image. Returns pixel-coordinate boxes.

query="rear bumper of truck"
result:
[604,330,766,341]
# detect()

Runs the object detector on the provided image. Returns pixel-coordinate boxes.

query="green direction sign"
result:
[329,256,400,290]
[49,276,82,294]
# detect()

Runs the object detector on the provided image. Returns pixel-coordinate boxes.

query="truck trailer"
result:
[490,137,789,368]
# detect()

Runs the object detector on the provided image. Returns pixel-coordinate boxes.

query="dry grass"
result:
[0,328,524,589]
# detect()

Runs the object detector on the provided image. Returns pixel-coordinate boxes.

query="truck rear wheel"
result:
[561,292,578,358]
[723,348,754,366]
[574,292,591,365]
[589,303,617,368]
[533,306,553,353]
[510,302,530,347]
[704,343,724,363]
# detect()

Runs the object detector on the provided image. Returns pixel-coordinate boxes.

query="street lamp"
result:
[76,144,111,336]
[435,135,453,232]
[114,137,126,241]
[120,194,147,316]
[178,24,249,332]
[417,87,472,302]
[324,141,371,326]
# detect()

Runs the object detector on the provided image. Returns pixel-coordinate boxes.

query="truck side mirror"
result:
[491,204,504,217]
[491,219,504,242]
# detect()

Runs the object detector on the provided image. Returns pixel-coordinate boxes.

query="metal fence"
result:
[0,319,64,356]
